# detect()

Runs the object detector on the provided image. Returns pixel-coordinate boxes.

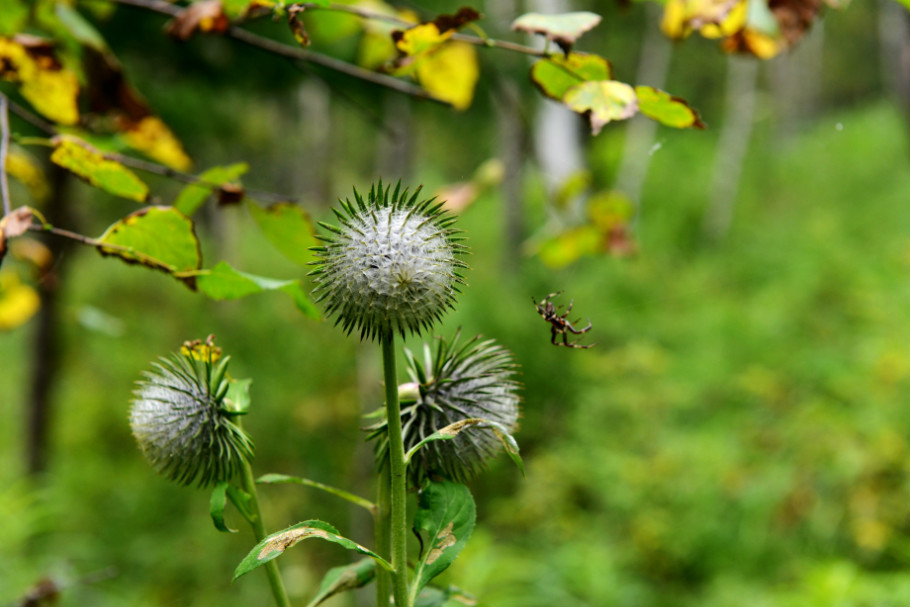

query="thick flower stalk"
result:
[372,331,522,484]
[129,340,254,488]
[309,180,467,341]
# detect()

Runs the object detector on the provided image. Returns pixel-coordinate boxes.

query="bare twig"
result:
[293,2,547,57]
[1,93,11,216]
[105,0,451,104]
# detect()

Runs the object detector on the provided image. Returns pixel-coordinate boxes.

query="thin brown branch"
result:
[293,2,547,57]
[105,0,451,105]
[0,93,11,216]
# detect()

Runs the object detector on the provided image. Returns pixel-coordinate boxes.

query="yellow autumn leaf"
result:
[700,0,747,38]
[6,149,49,203]
[415,41,478,111]
[0,36,79,125]
[0,270,40,331]
[660,0,690,39]
[395,23,453,57]
[124,116,192,171]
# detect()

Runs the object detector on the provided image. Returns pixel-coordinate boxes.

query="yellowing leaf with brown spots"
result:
[412,481,475,598]
[0,270,39,330]
[634,86,705,129]
[415,41,478,111]
[0,36,79,125]
[124,116,192,171]
[50,137,149,202]
[563,80,638,135]
[96,206,201,290]
[531,53,612,102]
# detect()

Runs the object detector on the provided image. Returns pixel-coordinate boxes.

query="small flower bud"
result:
[309,180,468,341]
[129,340,254,488]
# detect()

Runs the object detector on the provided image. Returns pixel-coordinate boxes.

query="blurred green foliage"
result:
[3,1,910,606]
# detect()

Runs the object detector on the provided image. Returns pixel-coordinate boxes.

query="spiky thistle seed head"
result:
[129,338,254,488]
[370,331,521,484]
[309,180,468,341]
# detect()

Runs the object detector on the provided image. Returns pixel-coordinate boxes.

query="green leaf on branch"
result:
[257,473,376,512]
[305,559,376,607]
[174,163,249,216]
[96,206,201,289]
[634,86,705,129]
[511,11,602,53]
[195,261,319,318]
[234,520,392,581]
[248,201,317,265]
[531,53,611,101]
[51,137,149,202]
[411,481,476,602]
[210,481,239,533]
[404,418,524,476]
[563,80,638,135]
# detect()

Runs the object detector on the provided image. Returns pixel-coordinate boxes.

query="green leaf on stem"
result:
[411,481,476,601]
[51,137,149,202]
[305,558,376,607]
[415,585,476,607]
[511,11,602,52]
[96,206,201,289]
[174,163,249,216]
[404,417,524,476]
[225,377,252,414]
[257,473,375,512]
[634,86,705,129]
[248,201,317,266]
[195,261,319,317]
[234,520,392,581]
[563,80,638,135]
[210,481,239,533]
[530,53,611,101]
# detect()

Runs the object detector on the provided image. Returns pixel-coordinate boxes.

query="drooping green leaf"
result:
[174,163,249,216]
[410,481,476,602]
[248,201,317,265]
[415,585,477,607]
[305,559,376,607]
[563,80,638,135]
[225,377,252,414]
[257,473,375,512]
[51,137,148,202]
[195,261,319,317]
[634,86,705,129]
[234,520,392,581]
[210,481,238,533]
[96,206,201,289]
[530,53,611,101]
[511,11,602,52]
[404,418,524,476]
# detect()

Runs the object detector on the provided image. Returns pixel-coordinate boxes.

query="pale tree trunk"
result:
[614,3,674,210]
[497,78,529,270]
[878,0,910,130]
[769,22,825,140]
[295,79,333,203]
[702,56,760,240]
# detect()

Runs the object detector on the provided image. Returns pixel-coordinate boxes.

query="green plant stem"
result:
[381,332,410,607]
[375,462,392,607]
[239,458,292,607]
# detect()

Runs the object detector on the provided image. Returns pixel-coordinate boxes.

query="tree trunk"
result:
[26,165,72,475]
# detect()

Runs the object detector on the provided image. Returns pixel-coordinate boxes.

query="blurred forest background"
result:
[3,0,910,606]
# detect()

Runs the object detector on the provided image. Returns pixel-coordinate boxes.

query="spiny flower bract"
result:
[130,346,253,488]
[370,331,521,484]
[309,180,468,341]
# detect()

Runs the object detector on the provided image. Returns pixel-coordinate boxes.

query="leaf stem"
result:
[239,457,292,607]
[381,332,410,607]
[256,473,376,513]
[1,93,11,217]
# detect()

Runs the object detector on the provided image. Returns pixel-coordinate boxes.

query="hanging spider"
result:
[532,291,595,349]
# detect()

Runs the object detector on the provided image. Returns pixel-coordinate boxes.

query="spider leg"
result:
[550,325,561,346]
[565,298,574,315]
[566,319,593,334]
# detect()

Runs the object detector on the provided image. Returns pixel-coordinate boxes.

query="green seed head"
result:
[371,331,521,484]
[310,180,468,341]
[129,340,254,488]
